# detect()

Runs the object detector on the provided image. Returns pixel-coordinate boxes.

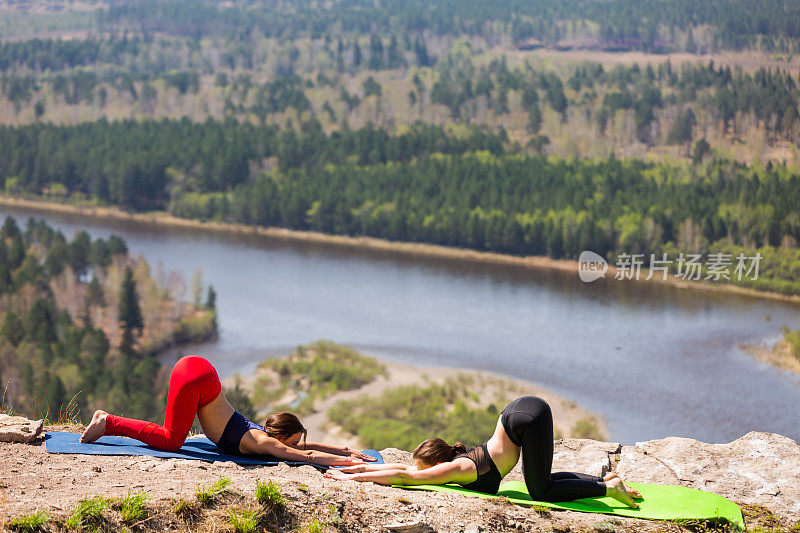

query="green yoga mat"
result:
[397,481,744,530]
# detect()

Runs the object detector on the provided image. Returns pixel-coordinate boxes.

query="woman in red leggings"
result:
[80,355,371,467]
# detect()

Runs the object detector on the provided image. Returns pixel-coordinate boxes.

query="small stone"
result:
[464,524,480,533]
[92,466,101,472]
[0,414,44,443]
[383,521,435,533]
[154,459,178,472]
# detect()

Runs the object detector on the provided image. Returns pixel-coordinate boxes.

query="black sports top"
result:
[216,410,265,455]
[455,443,502,494]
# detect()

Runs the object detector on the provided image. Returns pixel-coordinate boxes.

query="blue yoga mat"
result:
[44,431,383,467]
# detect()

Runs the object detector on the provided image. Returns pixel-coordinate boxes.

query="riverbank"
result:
[2,194,799,307]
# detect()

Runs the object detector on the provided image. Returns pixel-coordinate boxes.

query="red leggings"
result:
[104,355,221,452]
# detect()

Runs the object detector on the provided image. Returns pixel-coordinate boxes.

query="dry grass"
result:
[0,476,7,532]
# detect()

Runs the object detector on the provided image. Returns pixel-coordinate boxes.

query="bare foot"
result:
[79,410,108,443]
[605,477,640,509]
[603,472,642,498]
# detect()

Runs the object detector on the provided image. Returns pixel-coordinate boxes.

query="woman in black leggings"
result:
[325,396,640,507]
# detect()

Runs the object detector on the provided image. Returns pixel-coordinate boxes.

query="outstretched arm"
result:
[339,463,413,473]
[325,459,475,486]
[299,442,377,461]
[239,431,363,467]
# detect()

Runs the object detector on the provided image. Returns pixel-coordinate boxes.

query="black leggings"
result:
[501,396,606,502]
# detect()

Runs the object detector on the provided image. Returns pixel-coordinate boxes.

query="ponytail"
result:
[413,437,466,465]
[451,441,467,456]
[263,412,307,444]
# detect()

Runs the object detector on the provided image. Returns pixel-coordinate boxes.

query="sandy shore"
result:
[224,356,608,450]
[1,194,798,306]
[738,339,800,378]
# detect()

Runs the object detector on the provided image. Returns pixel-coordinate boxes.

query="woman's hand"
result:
[346,448,377,462]
[324,470,355,481]
[326,457,366,467]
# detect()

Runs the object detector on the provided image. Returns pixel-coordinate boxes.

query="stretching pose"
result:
[80,355,373,467]
[325,396,641,507]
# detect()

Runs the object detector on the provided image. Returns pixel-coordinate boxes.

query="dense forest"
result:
[3,2,800,163]
[0,120,798,295]
[0,0,798,302]
[91,0,800,53]
[0,216,217,423]
[7,0,800,52]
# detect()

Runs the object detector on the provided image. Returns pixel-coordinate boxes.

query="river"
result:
[2,204,798,445]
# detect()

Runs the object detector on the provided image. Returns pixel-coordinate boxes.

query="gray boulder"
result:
[617,431,800,521]
[553,438,621,476]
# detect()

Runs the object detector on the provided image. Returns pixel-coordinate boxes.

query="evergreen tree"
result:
[692,138,711,164]
[205,285,217,311]
[24,298,56,347]
[353,39,362,68]
[7,235,25,271]
[1,311,24,346]
[1,217,21,240]
[85,275,106,308]
[107,235,128,257]
[118,266,144,336]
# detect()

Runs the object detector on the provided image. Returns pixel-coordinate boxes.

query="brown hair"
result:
[263,412,307,445]
[412,438,466,466]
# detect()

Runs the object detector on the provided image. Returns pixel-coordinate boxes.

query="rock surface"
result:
[617,431,800,521]
[0,414,44,443]
[2,425,799,531]
[552,438,621,476]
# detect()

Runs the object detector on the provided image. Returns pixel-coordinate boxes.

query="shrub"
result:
[305,516,326,533]
[7,510,49,532]
[228,506,262,533]
[256,341,387,413]
[783,327,800,361]
[175,310,217,343]
[328,378,498,450]
[172,499,198,521]
[254,480,284,511]
[572,417,603,440]
[195,477,231,506]
[115,491,148,525]
[65,496,111,530]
